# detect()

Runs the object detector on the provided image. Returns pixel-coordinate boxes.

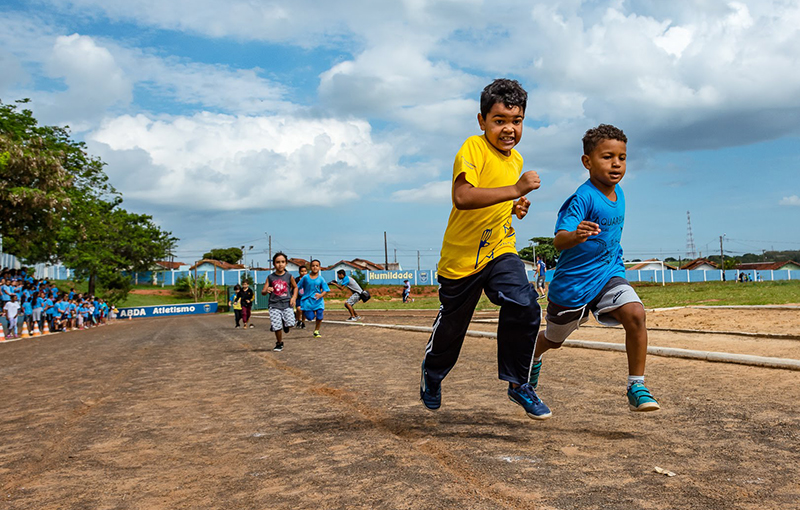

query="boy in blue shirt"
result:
[296,259,329,338]
[531,124,659,413]
[419,79,550,420]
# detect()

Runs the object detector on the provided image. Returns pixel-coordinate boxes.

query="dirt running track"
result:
[1,308,799,510]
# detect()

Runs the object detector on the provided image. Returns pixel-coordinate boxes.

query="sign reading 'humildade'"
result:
[118,302,218,319]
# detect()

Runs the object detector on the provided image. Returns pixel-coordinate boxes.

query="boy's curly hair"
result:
[480,79,527,118]
[582,124,627,155]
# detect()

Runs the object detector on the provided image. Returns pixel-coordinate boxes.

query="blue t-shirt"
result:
[1,285,11,301]
[297,274,330,311]
[22,301,33,315]
[548,180,627,308]
[44,298,55,316]
[537,259,546,275]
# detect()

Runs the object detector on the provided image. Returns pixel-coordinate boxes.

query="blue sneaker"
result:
[419,362,441,411]
[529,359,542,389]
[508,383,551,420]
[627,383,660,412]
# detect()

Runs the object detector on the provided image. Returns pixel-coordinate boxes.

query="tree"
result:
[521,237,560,266]
[0,99,176,299]
[202,247,243,265]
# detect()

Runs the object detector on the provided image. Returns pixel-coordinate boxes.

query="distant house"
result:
[736,260,800,271]
[680,258,718,271]
[152,260,189,271]
[627,259,678,271]
[189,259,246,272]
[286,258,309,273]
[325,260,369,273]
[326,259,386,273]
[351,258,386,271]
[521,259,537,274]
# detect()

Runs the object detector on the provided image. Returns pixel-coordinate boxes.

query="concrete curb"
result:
[328,320,800,371]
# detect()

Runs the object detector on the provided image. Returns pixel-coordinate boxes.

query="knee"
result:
[621,304,646,331]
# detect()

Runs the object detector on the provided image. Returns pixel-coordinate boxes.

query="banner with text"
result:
[118,302,218,319]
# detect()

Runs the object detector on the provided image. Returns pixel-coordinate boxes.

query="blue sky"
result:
[2,0,799,269]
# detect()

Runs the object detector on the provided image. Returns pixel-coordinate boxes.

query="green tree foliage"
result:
[202,247,243,264]
[519,237,559,266]
[352,269,368,289]
[0,99,176,299]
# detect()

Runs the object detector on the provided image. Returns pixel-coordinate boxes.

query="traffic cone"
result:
[32,322,41,337]
[20,322,30,339]
[0,327,5,342]
[43,320,50,335]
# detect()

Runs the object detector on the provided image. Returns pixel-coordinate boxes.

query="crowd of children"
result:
[1,268,117,339]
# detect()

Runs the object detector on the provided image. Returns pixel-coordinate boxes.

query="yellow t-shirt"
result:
[438,135,522,279]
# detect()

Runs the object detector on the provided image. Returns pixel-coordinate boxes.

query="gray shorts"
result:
[536,275,546,288]
[543,277,642,344]
[269,307,296,331]
[346,292,361,307]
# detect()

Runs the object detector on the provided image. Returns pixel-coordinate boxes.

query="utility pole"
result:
[719,235,726,281]
[384,231,388,268]
[394,249,397,263]
[417,250,420,271]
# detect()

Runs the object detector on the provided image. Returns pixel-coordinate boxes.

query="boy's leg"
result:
[481,254,540,386]
[608,302,648,376]
[422,271,485,384]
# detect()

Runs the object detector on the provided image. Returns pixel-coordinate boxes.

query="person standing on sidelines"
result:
[330,269,363,321]
[402,279,411,303]
[4,295,20,338]
[535,255,547,299]
[239,280,255,329]
[261,252,298,352]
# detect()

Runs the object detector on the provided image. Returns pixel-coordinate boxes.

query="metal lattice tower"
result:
[685,211,697,259]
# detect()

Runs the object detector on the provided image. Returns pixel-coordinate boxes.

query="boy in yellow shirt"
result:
[420,79,551,420]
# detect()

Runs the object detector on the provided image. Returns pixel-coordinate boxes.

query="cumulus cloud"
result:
[87,112,404,211]
[779,195,800,206]
[391,181,451,203]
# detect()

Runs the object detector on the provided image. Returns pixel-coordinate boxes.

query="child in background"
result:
[239,281,255,329]
[230,284,243,328]
[294,266,308,329]
[532,124,660,413]
[261,252,298,352]
[296,260,329,338]
[402,279,411,303]
[4,295,20,338]
[22,295,33,332]
[330,269,363,321]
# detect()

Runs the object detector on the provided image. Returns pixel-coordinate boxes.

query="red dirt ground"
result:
[1,307,798,509]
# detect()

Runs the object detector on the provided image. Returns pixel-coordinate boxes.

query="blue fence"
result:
[129,268,799,286]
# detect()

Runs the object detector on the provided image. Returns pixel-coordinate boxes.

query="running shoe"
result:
[419,361,441,410]
[313,330,321,338]
[508,383,552,420]
[249,324,254,329]
[627,383,661,412]
[346,316,358,322]
[273,342,284,352]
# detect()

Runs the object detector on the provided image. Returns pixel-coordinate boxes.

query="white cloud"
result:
[87,112,404,211]
[391,181,451,203]
[779,195,800,206]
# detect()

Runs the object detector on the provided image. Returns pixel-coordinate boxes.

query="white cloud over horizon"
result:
[780,195,800,206]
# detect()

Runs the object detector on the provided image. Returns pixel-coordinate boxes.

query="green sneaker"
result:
[627,383,660,412]
[313,330,321,338]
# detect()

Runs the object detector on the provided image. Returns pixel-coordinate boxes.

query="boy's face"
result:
[310,261,320,275]
[582,138,627,191]
[478,102,524,156]
[274,257,287,272]
[299,267,308,277]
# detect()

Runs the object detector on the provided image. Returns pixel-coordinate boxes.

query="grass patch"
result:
[332,280,800,310]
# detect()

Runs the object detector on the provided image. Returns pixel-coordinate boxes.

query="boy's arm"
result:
[452,170,540,210]
[553,221,602,251]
